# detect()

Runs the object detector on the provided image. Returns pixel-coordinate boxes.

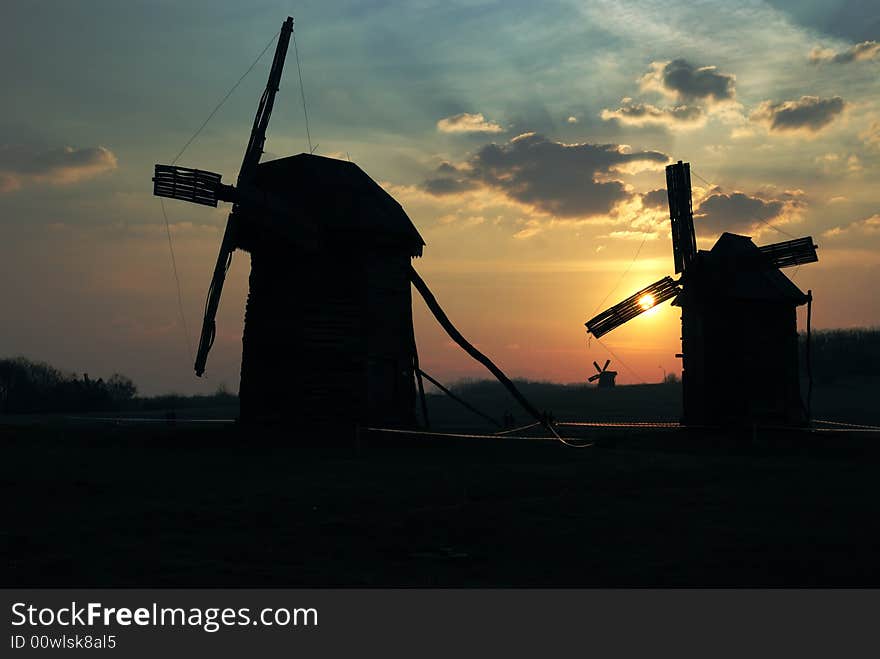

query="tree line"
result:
[0,357,137,414]
[1,327,877,414]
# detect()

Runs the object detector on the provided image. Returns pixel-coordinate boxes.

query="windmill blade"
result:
[588,374,601,383]
[585,276,681,339]
[192,17,294,377]
[758,236,818,269]
[666,161,698,274]
[602,359,611,372]
[593,361,602,373]
[153,165,225,207]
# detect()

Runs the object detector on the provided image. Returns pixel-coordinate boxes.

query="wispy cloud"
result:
[436,112,504,134]
[0,144,117,193]
[823,214,880,239]
[809,41,880,64]
[601,99,705,129]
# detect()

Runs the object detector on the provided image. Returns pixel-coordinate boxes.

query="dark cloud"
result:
[642,188,668,210]
[422,175,478,195]
[601,100,704,128]
[809,40,880,64]
[750,95,846,133]
[694,191,786,235]
[421,133,668,217]
[648,59,736,103]
[0,144,117,192]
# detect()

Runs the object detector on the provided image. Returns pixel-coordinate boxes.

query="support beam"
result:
[418,369,501,429]
[411,332,430,429]
[409,265,556,435]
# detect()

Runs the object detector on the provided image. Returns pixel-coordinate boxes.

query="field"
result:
[3,379,880,587]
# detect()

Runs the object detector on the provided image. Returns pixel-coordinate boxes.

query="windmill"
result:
[588,360,617,388]
[585,161,818,426]
[152,17,428,428]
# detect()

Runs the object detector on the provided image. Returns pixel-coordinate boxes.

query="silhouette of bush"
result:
[0,357,137,414]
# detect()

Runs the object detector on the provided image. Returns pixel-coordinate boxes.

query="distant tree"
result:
[107,374,137,402]
[664,372,681,385]
[801,327,880,383]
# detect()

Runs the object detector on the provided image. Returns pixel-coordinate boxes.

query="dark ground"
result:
[4,392,880,586]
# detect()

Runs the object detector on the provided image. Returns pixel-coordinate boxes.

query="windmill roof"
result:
[675,232,808,306]
[253,153,425,256]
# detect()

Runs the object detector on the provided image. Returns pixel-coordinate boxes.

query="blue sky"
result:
[1,0,878,393]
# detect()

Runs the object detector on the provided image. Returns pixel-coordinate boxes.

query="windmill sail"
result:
[666,161,698,275]
[153,165,224,207]
[758,236,818,269]
[585,277,681,338]
[193,17,294,377]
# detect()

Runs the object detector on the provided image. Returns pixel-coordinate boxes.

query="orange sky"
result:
[1,2,878,395]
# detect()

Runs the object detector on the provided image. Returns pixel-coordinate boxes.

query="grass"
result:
[4,410,880,587]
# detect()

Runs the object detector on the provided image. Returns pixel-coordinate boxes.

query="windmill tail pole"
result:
[409,265,559,438]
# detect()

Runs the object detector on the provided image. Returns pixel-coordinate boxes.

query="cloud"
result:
[601,59,740,132]
[566,116,578,124]
[750,96,846,134]
[861,120,880,149]
[436,112,504,134]
[809,41,880,64]
[0,144,117,193]
[422,162,479,195]
[694,189,804,238]
[640,58,736,103]
[600,99,705,129]
[420,132,668,218]
[822,214,880,238]
[642,188,668,210]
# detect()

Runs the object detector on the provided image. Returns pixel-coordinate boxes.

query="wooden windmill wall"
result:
[237,154,425,428]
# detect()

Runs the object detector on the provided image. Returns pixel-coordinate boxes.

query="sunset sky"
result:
[2,0,878,395]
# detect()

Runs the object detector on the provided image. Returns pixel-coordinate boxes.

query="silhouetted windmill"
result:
[152,17,425,428]
[588,360,617,388]
[585,161,818,426]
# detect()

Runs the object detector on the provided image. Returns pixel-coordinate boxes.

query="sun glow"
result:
[638,294,656,311]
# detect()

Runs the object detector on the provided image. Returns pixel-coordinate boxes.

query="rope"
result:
[813,419,880,431]
[292,25,313,153]
[160,199,194,364]
[589,234,648,319]
[560,421,679,428]
[690,167,797,240]
[364,427,582,443]
[160,26,280,367]
[170,30,280,166]
[494,422,541,436]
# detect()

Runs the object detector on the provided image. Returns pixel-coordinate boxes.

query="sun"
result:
[638,294,656,311]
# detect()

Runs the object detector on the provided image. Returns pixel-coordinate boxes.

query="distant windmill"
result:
[588,360,617,388]
[585,161,818,426]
